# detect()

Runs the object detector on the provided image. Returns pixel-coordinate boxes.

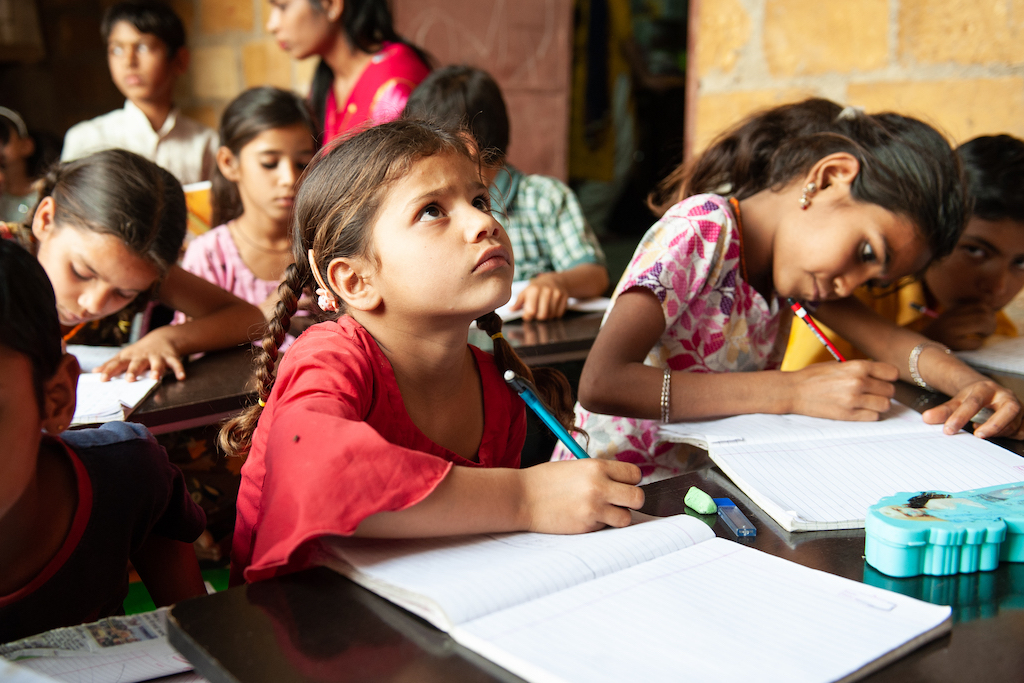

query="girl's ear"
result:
[810,152,861,193]
[323,0,345,23]
[327,256,382,312]
[217,146,241,183]
[31,195,57,242]
[41,354,79,435]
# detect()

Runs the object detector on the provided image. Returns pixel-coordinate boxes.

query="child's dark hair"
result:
[652,98,969,261]
[0,240,62,412]
[101,0,186,57]
[36,149,186,277]
[220,119,575,458]
[212,87,319,228]
[0,108,62,181]
[957,135,1024,225]
[307,0,430,130]
[403,65,510,165]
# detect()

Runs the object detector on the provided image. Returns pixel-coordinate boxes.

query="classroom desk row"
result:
[167,379,1024,683]
[131,312,604,435]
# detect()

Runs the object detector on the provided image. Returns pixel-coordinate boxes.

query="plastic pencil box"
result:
[865,482,1024,577]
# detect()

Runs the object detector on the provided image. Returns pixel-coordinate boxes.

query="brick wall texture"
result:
[694,0,1024,153]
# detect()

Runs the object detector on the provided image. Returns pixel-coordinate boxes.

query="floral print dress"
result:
[552,194,791,480]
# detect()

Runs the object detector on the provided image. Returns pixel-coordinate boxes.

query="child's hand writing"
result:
[920,302,997,350]
[96,327,186,382]
[922,380,1024,439]
[787,360,898,421]
[519,459,644,533]
[511,272,570,321]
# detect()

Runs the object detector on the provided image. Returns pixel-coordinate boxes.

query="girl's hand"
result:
[922,380,1024,439]
[920,302,997,350]
[519,459,644,533]
[512,272,570,321]
[96,328,185,382]
[787,360,899,421]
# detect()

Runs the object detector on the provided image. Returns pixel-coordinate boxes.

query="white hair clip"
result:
[837,105,865,121]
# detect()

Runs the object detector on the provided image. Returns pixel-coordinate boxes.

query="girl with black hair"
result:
[266,0,429,144]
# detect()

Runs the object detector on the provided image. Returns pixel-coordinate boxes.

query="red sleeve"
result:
[245,405,452,583]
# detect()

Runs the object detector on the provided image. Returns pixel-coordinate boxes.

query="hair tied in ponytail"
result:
[837,105,865,121]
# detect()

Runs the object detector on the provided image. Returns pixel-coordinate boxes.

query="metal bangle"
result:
[909,342,950,392]
[660,368,672,424]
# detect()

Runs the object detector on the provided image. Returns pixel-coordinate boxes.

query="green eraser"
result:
[684,486,718,515]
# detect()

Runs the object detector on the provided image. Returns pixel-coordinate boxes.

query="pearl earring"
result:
[799,182,818,210]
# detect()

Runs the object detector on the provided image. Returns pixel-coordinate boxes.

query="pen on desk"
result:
[788,298,846,362]
[504,370,590,459]
[910,302,939,319]
[712,498,756,537]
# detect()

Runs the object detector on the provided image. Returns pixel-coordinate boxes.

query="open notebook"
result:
[490,280,611,322]
[67,345,160,427]
[317,515,951,683]
[957,336,1024,375]
[660,402,1024,531]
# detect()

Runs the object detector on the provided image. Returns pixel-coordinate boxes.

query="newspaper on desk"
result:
[0,609,206,683]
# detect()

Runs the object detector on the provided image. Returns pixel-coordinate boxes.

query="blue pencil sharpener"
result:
[865,482,1024,578]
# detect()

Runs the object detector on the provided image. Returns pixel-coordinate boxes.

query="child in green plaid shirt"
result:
[405,66,609,320]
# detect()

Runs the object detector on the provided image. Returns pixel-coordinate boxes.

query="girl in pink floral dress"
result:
[554,99,1024,479]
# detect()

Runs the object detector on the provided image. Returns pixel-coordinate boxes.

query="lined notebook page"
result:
[72,373,160,426]
[958,336,1024,375]
[455,538,951,683]
[12,642,192,683]
[321,514,715,629]
[710,430,1024,531]
[660,401,935,446]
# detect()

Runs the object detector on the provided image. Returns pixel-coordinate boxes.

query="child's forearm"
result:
[354,459,643,538]
[555,262,609,299]
[131,536,206,606]
[156,300,264,355]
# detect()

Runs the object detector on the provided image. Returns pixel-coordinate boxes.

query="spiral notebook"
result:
[317,514,951,683]
[660,402,1024,531]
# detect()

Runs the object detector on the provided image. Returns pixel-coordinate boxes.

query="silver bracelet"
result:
[660,368,672,424]
[909,342,950,392]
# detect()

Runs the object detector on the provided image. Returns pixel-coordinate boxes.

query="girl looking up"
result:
[1,149,264,381]
[180,87,318,320]
[266,0,430,144]
[555,99,1023,479]
[222,119,643,585]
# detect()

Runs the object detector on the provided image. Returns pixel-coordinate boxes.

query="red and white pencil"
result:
[788,298,847,362]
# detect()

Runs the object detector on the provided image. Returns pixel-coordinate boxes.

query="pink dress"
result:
[552,194,791,480]
[179,224,281,307]
[322,42,430,144]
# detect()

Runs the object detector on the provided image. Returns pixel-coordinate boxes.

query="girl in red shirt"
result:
[224,120,643,584]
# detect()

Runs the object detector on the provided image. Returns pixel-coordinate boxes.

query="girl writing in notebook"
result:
[0,149,263,381]
[221,119,643,584]
[179,87,318,320]
[555,99,1023,478]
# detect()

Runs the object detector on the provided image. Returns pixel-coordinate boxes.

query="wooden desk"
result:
[168,439,1024,682]
[130,313,605,435]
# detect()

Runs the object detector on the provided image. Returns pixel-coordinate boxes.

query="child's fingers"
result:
[124,356,152,382]
[973,403,1022,439]
[535,289,551,320]
[520,288,540,320]
[603,460,643,485]
[510,289,527,311]
[165,354,186,380]
[96,356,127,381]
[863,360,900,382]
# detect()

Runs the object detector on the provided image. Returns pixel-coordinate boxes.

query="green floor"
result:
[124,567,231,614]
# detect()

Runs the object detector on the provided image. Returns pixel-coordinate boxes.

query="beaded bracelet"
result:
[909,342,950,392]
[660,368,672,424]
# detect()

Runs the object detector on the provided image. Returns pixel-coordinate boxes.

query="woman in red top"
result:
[222,120,644,585]
[266,0,430,144]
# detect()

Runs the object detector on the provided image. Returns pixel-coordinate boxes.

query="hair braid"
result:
[219,262,308,459]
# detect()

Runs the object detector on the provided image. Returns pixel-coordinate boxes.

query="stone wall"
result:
[692,0,1024,154]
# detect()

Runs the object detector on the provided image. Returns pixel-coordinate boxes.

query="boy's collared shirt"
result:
[61,100,218,185]
[489,164,606,282]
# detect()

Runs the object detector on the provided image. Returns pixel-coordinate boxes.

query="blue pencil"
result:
[504,370,590,459]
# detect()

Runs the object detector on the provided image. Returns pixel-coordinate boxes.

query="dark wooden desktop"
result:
[130,312,605,435]
[168,381,1024,683]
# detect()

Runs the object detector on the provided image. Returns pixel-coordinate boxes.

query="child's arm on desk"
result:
[511,263,609,321]
[131,535,206,606]
[96,266,265,381]
[355,460,644,537]
[817,297,1023,439]
[578,288,899,422]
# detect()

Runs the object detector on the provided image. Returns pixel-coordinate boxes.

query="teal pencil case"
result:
[865,482,1024,577]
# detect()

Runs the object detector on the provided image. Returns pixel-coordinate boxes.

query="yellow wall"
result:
[171,0,317,131]
[693,0,1024,152]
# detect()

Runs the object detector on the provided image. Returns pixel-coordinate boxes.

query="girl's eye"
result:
[859,241,877,264]
[419,204,443,222]
[473,195,491,212]
[962,244,987,260]
[71,266,90,281]
[261,162,277,170]
[1012,256,1024,271]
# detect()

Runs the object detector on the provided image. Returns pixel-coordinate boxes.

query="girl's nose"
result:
[79,286,110,317]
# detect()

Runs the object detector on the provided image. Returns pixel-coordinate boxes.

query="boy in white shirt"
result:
[61,1,217,185]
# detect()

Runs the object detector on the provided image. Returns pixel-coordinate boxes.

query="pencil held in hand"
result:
[788,298,847,362]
